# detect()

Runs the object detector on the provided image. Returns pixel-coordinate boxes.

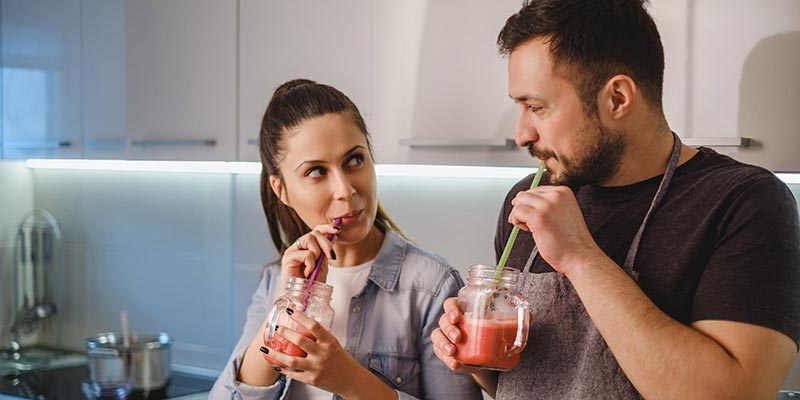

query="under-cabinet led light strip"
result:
[24,159,800,183]
[25,159,535,179]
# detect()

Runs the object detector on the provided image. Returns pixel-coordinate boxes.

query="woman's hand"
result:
[264,308,397,399]
[281,223,341,289]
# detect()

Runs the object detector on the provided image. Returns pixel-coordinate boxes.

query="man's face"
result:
[508,38,625,188]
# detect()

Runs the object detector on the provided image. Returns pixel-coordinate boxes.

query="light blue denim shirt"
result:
[210,230,482,400]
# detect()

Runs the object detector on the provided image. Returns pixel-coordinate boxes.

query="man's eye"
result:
[528,105,543,113]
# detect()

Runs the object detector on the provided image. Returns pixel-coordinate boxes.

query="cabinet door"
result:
[1,0,83,159]
[238,0,373,161]
[689,0,800,171]
[125,0,236,161]
[371,0,530,167]
[82,0,126,159]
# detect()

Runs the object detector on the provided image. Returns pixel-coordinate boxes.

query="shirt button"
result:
[352,305,362,313]
[395,377,403,385]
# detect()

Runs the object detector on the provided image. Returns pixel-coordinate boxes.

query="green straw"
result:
[494,160,547,279]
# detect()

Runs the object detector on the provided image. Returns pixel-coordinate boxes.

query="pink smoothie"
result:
[455,318,522,371]
[264,326,315,367]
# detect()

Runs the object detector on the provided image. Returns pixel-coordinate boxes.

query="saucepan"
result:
[85,332,172,393]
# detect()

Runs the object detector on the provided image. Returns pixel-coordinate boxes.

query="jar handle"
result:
[507,295,531,356]
[265,299,288,343]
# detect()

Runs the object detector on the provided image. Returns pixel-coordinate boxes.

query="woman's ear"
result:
[269,175,289,206]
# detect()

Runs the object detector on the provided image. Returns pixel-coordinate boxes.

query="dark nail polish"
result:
[333,225,341,231]
[274,367,281,372]
[286,308,294,315]
[330,249,337,260]
[259,346,269,354]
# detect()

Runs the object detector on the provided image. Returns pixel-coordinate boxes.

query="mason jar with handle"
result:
[454,264,531,371]
[264,277,334,370]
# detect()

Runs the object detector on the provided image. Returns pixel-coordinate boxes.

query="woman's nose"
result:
[515,110,539,148]
[332,172,356,200]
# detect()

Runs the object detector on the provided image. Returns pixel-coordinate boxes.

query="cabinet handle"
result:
[399,138,517,149]
[681,137,751,148]
[4,140,73,149]
[84,139,126,149]
[130,138,217,147]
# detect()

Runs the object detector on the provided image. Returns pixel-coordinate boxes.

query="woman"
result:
[210,79,481,399]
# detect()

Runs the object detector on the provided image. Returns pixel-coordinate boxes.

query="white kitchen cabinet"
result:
[238,0,373,162]
[81,0,126,159]
[1,0,83,159]
[688,0,800,171]
[123,0,237,161]
[650,0,800,172]
[370,0,531,167]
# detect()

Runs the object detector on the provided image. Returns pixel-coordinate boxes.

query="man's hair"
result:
[498,0,664,113]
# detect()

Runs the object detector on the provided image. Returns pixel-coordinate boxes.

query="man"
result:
[432,0,800,399]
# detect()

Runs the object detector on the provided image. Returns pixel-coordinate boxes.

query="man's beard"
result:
[528,118,626,188]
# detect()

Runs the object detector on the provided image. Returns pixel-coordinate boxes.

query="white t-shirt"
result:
[289,260,374,400]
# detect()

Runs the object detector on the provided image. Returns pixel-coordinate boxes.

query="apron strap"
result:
[623,132,682,280]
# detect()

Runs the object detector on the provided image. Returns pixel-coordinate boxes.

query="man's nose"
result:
[514,110,539,148]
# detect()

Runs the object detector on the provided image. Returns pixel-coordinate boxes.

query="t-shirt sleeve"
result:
[691,174,800,347]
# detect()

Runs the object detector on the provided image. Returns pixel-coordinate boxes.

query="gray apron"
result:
[496,133,682,400]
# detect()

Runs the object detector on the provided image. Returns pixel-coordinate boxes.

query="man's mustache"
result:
[527,145,555,160]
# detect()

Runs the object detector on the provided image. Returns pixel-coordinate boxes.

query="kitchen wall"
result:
[19,166,513,374]
[0,162,800,389]
[1,164,799,388]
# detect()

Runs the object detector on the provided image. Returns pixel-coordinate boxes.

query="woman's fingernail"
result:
[333,225,341,231]
[330,249,337,260]
[259,346,269,354]
[274,366,281,372]
[286,308,294,315]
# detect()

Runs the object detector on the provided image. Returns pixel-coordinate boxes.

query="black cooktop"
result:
[0,365,215,399]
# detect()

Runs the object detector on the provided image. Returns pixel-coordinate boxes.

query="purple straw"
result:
[301,218,342,311]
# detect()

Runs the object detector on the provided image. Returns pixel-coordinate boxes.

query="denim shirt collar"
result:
[367,229,406,292]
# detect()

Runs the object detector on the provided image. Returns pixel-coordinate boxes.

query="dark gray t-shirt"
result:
[494,147,800,396]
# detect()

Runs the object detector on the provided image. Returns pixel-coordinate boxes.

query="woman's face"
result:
[270,112,378,245]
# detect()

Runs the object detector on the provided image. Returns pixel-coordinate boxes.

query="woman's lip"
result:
[336,210,363,225]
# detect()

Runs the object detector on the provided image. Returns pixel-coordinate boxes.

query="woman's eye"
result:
[346,154,364,168]
[306,167,325,178]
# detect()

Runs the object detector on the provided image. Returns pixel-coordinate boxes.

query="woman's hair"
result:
[259,79,404,254]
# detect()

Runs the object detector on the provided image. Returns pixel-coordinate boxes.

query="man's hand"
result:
[431,297,499,396]
[508,185,603,276]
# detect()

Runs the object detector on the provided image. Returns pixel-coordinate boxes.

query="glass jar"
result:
[264,277,334,370]
[455,264,531,371]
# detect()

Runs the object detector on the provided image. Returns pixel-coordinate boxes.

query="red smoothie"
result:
[455,318,522,371]
[263,325,316,368]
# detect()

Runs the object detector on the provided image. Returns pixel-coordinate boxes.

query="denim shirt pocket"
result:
[368,352,421,393]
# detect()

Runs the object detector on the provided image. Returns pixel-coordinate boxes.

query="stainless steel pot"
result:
[85,332,172,392]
